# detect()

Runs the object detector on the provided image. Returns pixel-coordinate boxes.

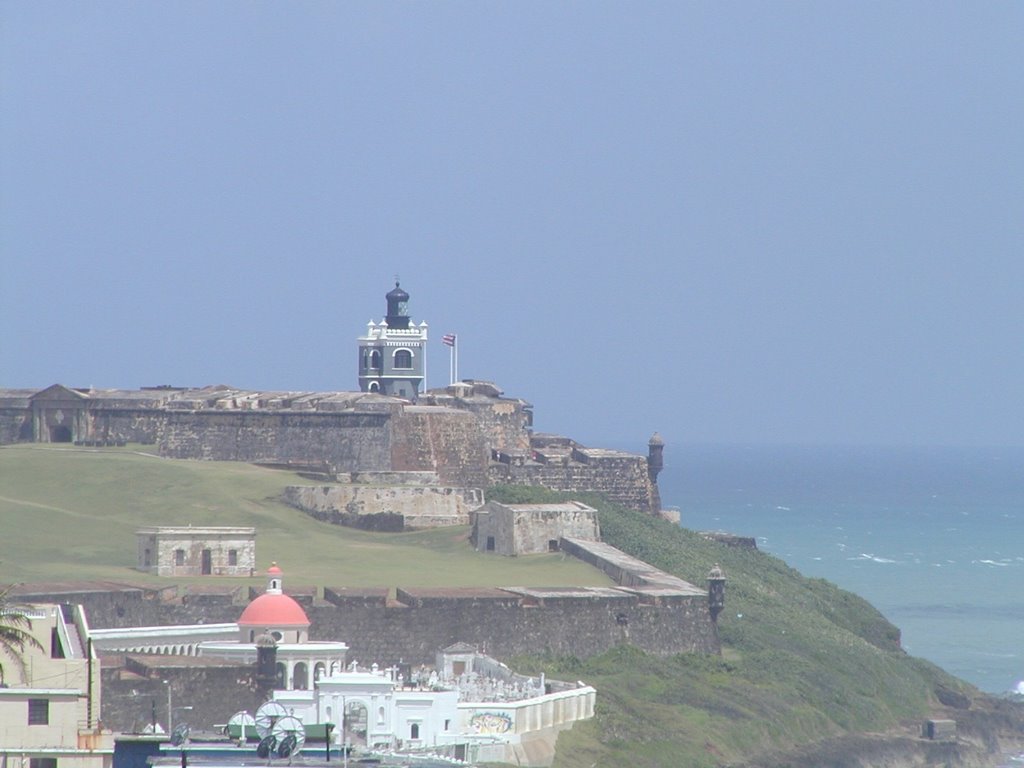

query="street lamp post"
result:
[163,679,194,734]
[164,680,171,733]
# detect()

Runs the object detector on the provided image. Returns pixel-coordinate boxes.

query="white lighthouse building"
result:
[357,281,428,399]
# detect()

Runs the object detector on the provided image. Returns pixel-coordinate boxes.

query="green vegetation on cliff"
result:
[2,446,1016,766]
[489,485,980,768]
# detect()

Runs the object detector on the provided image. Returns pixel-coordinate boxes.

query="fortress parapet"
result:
[0,283,666,514]
[0,382,663,513]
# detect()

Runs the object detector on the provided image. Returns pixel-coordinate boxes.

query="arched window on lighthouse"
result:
[370,350,381,370]
[393,349,413,369]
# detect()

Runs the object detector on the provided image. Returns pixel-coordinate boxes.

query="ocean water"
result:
[655,444,1024,696]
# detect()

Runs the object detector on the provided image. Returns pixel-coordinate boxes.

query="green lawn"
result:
[0,444,611,590]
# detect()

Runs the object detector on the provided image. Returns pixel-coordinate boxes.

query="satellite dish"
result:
[272,715,306,757]
[226,710,256,738]
[255,700,289,738]
[170,723,191,746]
[256,734,277,758]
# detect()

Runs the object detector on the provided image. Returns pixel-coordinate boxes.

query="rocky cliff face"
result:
[733,697,1024,768]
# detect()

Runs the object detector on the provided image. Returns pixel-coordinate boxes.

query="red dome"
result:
[238,592,310,628]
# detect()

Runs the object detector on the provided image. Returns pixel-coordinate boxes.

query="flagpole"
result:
[443,333,458,385]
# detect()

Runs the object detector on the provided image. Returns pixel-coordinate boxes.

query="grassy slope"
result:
[0,445,609,589]
[489,485,974,768]
[1,446,1001,766]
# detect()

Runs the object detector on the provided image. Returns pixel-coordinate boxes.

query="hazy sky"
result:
[2,3,1022,449]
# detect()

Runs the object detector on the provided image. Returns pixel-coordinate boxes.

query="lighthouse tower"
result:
[357,281,428,399]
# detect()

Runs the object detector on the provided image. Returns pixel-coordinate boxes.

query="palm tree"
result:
[0,583,44,686]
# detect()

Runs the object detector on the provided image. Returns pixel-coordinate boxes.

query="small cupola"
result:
[385,281,411,329]
[238,562,310,644]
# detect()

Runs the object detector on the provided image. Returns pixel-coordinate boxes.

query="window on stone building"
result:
[28,698,49,725]
[410,723,420,740]
[486,536,495,551]
[370,350,381,369]
[394,349,412,368]
[175,549,185,566]
[30,759,57,768]
[548,539,559,552]
[228,549,238,566]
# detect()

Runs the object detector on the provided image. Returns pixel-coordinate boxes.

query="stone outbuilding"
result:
[135,526,256,576]
[472,500,599,556]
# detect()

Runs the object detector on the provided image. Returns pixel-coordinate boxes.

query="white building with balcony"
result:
[0,603,114,768]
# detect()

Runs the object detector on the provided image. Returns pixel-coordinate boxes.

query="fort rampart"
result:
[282,483,484,529]
[19,582,717,667]
[0,381,663,513]
[15,537,718,666]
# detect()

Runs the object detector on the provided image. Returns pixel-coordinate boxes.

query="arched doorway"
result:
[50,425,72,442]
[344,701,368,747]
[293,662,309,690]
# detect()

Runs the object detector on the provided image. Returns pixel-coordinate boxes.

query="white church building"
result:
[89,563,594,766]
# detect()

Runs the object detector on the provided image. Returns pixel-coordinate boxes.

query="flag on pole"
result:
[442,333,457,347]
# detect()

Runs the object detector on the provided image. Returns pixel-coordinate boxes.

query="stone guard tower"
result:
[357,281,428,399]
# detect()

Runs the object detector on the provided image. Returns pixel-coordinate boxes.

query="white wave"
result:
[1015,680,1024,695]
[975,559,1010,567]
[850,553,898,564]
[775,505,791,511]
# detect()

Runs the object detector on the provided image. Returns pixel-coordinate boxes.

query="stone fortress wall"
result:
[14,537,718,669]
[0,380,663,513]
[282,482,484,529]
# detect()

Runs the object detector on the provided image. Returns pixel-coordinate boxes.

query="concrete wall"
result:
[23,585,717,670]
[159,410,393,466]
[100,658,260,735]
[489,455,657,512]
[0,391,33,442]
[283,484,484,529]
[313,587,718,665]
[390,408,491,488]
[423,383,534,457]
[81,409,164,444]
[473,502,599,556]
[0,385,663,514]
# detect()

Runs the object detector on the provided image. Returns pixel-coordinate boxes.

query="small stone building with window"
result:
[136,526,255,577]
[472,500,599,556]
